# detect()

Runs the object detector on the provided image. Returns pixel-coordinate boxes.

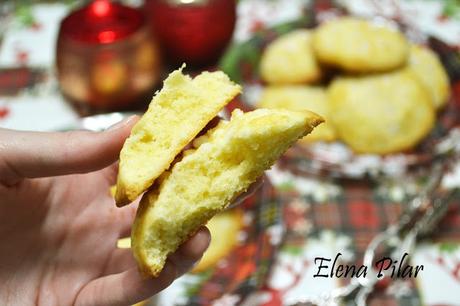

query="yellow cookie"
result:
[407,44,450,110]
[258,86,336,142]
[132,109,323,277]
[260,29,322,84]
[328,70,435,154]
[115,67,241,206]
[313,17,409,72]
[192,209,243,273]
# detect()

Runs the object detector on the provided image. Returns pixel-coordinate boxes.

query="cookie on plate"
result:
[328,70,435,154]
[313,17,409,72]
[407,44,450,110]
[258,86,336,142]
[260,29,322,85]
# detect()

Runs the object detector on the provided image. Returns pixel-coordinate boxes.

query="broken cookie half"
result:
[115,66,241,206]
[114,66,323,277]
[132,108,323,277]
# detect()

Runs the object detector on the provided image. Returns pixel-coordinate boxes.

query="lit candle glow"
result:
[91,0,111,17]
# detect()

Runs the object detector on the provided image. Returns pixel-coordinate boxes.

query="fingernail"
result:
[199,227,212,250]
[106,115,137,131]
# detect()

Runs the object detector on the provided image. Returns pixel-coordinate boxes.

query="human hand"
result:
[0,117,211,306]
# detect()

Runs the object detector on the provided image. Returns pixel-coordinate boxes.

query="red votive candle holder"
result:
[56,0,163,111]
[144,0,236,68]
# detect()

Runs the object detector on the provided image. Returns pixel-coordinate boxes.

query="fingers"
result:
[0,116,138,186]
[100,161,119,187]
[104,249,136,275]
[116,199,140,238]
[168,226,211,276]
[76,227,211,306]
[75,265,175,306]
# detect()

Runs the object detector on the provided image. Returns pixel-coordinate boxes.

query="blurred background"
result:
[1,0,460,305]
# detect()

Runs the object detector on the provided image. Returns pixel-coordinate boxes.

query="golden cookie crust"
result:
[260,29,322,85]
[328,70,435,154]
[313,17,409,72]
[407,44,450,110]
[258,86,336,142]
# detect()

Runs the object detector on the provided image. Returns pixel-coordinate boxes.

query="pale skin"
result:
[0,116,212,306]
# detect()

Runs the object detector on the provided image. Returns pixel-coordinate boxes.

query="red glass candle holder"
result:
[144,0,236,68]
[56,0,163,111]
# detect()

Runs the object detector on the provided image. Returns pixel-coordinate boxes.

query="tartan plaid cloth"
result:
[274,179,460,305]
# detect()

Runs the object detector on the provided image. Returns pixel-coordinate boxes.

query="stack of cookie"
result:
[257,17,450,154]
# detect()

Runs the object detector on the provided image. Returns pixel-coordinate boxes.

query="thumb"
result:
[0,116,137,186]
